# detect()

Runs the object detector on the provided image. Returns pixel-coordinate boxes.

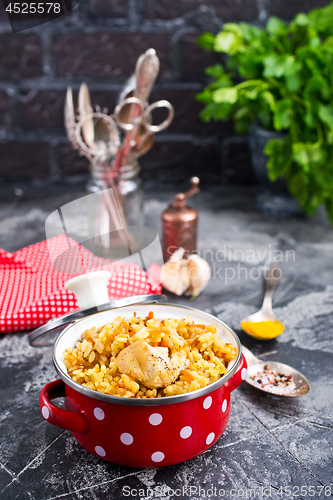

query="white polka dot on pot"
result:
[151,451,165,463]
[222,399,227,413]
[180,426,192,439]
[120,433,134,445]
[149,413,163,426]
[206,432,215,445]
[95,445,106,457]
[93,407,105,420]
[41,406,49,420]
[241,368,247,380]
[203,396,212,409]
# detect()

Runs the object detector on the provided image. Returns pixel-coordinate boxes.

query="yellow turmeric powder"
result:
[240,320,285,340]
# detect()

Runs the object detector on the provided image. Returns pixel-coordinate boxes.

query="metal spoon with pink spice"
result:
[241,345,310,397]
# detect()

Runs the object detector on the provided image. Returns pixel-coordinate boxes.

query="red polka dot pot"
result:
[39,303,247,468]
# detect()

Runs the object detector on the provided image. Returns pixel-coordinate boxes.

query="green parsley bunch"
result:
[197,2,333,222]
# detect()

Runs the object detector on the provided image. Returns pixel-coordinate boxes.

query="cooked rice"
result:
[63,312,237,398]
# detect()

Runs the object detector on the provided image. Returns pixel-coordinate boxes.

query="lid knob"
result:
[65,271,111,309]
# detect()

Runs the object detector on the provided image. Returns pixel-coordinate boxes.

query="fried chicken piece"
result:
[116,339,189,389]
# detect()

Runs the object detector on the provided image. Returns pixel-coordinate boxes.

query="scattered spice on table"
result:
[250,364,297,395]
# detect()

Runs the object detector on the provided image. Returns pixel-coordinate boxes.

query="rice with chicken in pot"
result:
[62,312,237,398]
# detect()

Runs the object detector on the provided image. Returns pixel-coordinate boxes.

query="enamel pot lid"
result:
[28,293,166,347]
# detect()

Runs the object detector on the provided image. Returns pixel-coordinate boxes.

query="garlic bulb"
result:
[162,259,190,296]
[161,248,190,296]
[162,248,210,297]
[187,254,211,297]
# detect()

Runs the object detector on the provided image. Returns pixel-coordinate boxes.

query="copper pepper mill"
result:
[162,177,200,261]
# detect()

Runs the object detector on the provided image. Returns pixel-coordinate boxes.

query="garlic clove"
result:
[187,254,211,297]
[162,259,190,296]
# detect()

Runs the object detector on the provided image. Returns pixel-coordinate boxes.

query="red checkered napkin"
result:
[0,235,161,333]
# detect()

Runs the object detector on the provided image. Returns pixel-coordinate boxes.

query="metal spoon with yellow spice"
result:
[241,265,285,340]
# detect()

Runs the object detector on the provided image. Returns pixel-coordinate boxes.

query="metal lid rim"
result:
[53,302,242,406]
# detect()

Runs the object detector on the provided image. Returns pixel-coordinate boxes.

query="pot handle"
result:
[230,353,247,392]
[39,379,89,434]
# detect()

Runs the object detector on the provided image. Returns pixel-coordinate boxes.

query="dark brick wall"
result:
[146,0,259,22]
[0,0,329,184]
